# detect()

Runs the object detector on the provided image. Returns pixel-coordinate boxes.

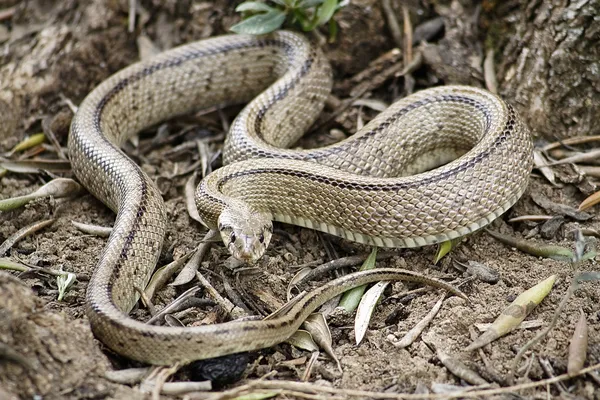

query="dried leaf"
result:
[0,178,82,211]
[171,244,205,286]
[286,329,319,352]
[578,190,600,211]
[533,150,559,187]
[568,309,588,375]
[355,280,389,344]
[352,98,388,111]
[530,192,592,221]
[0,159,71,173]
[287,267,313,301]
[303,313,341,371]
[466,275,556,351]
[136,34,161,61]
[164,314,184,327]
[145,250,196,300]
[185,171,203,224]
[0,219,55,256]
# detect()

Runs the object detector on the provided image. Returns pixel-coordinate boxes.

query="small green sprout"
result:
[57,271,77,301]
[231,0,344,36]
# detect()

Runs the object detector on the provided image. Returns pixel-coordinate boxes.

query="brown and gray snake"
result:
[68,31,533,365]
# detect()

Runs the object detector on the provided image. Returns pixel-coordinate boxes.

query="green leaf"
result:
[316,0,337,25]
[327,17,338,42]
[270,0,289,5]
[10,133,45,153]
[338,247,378,312]
[230,10,287,35]
[298,0,324,7]
[292,8,311,29]
[235,1,275,13]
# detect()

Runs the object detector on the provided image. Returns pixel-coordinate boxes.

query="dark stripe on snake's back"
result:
[89,38,302,289]
[216,102,515,192]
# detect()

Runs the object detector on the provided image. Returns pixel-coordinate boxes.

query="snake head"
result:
[218,203,273,263]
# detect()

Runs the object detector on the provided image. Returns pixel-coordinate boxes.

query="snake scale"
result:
[68,31,533,365]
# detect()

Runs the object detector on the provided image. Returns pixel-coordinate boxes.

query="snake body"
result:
[68,31,532,365]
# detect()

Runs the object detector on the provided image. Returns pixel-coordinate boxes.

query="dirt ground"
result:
[1,1,599,399]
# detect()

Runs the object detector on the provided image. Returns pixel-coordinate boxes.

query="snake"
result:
[68,31,533,365]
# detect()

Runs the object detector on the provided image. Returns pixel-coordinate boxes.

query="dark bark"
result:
[492,0,600,139]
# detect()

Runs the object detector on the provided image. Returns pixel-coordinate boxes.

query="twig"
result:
[42,116,67,160]
[1,257,89,281]
[541,134,600,151]
[468,326,508,386]
[401,5,415,94]
[337,48,402,95]
[202,362,600,399]
[196,271,246,320]
[393,293,445,349]
[483,49,498,94]
[293,251,398,287]
[546,148,600,166]
[160,381,212,395]
[0,5,17,21]
[146,286,209,325]
[301,351,320,382]
[135,285,157,316]
[402,6,413,64]
[149,363,182,400]
[382,0,402,48]
[313,52,422,132]
[539,357,569,394]
[71,220,112,237]
[128,0,136,33]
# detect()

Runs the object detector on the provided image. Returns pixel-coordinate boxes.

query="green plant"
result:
[230,0,343,36]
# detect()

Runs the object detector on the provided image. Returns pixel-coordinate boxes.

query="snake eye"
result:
[258,233,265,243]
[230,233,236,243]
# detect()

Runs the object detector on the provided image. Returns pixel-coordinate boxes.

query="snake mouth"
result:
[228,237,266,263]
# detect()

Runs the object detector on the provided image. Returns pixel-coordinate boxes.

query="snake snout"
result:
[237,236,265,263]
